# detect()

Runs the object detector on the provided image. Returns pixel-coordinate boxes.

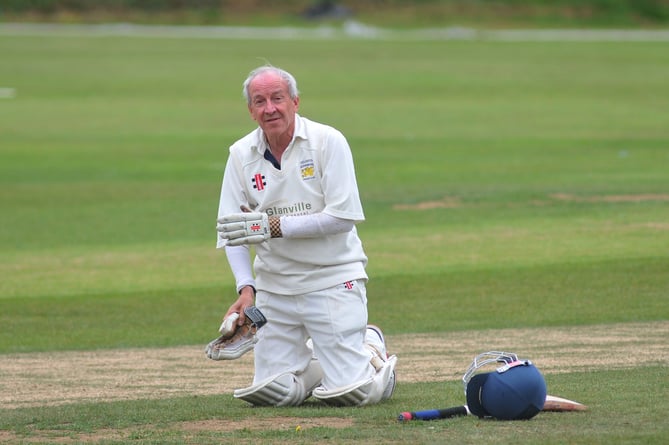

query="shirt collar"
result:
[252,113,306,155]
[293,113,307,140]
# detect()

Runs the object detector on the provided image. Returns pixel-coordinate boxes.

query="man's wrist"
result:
[239,285,256,295]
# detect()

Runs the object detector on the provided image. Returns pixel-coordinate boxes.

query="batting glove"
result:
[217,212,271,246]
[205,306,267,360]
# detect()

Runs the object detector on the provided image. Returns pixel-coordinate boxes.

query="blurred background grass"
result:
[2,0,669,27]
[1,33,667,352]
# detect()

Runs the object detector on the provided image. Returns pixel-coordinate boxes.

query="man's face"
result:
[247,72,299,141]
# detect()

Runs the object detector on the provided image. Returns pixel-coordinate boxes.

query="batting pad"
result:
[234,360,323,406]
[313,355,397,406]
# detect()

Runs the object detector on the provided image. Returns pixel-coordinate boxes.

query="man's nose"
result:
[264,101,276,114]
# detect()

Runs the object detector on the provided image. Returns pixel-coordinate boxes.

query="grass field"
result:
[1,29,668,444]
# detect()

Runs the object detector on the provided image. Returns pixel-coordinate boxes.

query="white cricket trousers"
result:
[253,279,375,391]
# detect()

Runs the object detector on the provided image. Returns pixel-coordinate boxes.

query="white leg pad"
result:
[234,359,323,406]
[312,355,397,406]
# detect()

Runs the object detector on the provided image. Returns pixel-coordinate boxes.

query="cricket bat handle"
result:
[398,405,469,421]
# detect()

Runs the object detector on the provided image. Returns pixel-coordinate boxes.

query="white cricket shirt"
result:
[217,115,368,295]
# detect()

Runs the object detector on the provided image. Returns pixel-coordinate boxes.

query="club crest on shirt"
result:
[300,159,316,181]
[252,173,266,191]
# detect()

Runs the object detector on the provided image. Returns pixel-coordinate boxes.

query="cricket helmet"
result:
[462,351,546,420]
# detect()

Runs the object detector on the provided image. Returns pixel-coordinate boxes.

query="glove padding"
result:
[205,306,267,360]
[217,212,270,246]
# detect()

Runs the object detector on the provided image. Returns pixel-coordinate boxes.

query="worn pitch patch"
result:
[0,321,666,409]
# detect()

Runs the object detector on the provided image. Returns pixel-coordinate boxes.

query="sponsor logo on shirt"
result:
[266,202,312,216]
[300,159,316,181]
[252,173,266,191]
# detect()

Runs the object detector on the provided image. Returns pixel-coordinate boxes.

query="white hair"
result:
[242,66,299,105]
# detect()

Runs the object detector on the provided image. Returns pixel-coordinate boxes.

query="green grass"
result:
[1,33,668,443]
[0,369,667,443]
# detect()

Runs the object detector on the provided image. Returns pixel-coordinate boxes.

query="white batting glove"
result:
[217,212,271,246]
[205,307,267,361]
